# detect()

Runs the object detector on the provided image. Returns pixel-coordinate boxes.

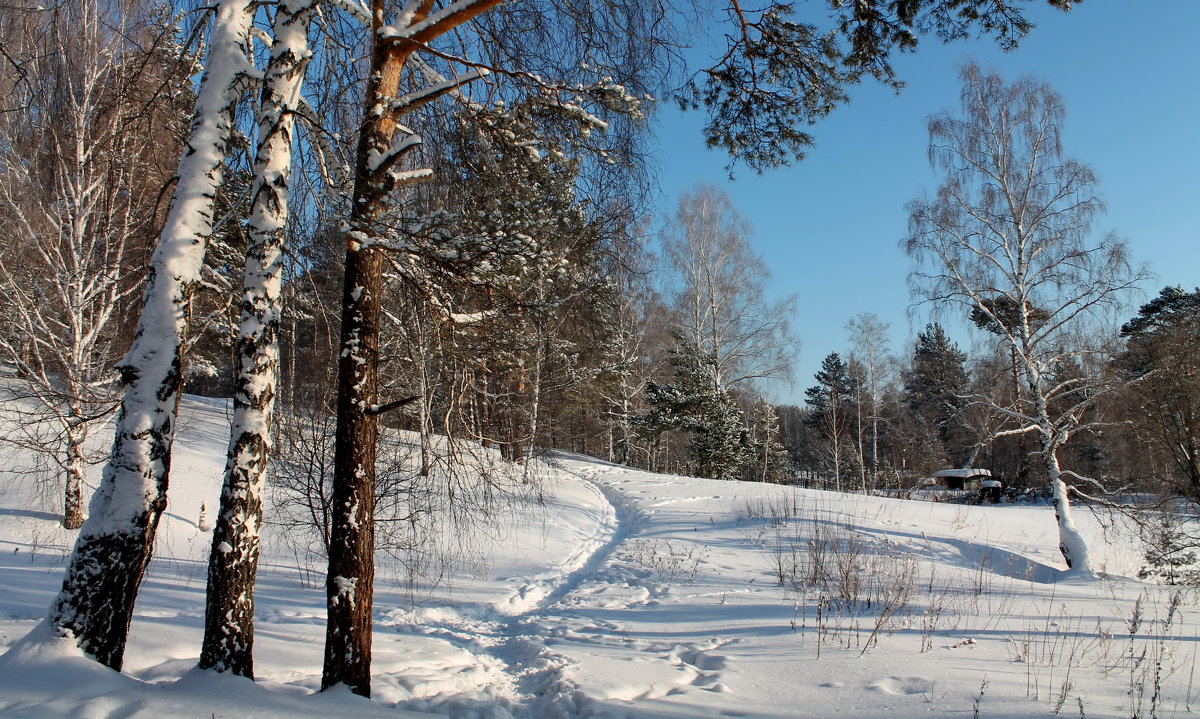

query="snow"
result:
[335,576,358,601]
[0,393,1196,717]
[931,468,992,478]
[388,168,434,184]
[365,132,421,174]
